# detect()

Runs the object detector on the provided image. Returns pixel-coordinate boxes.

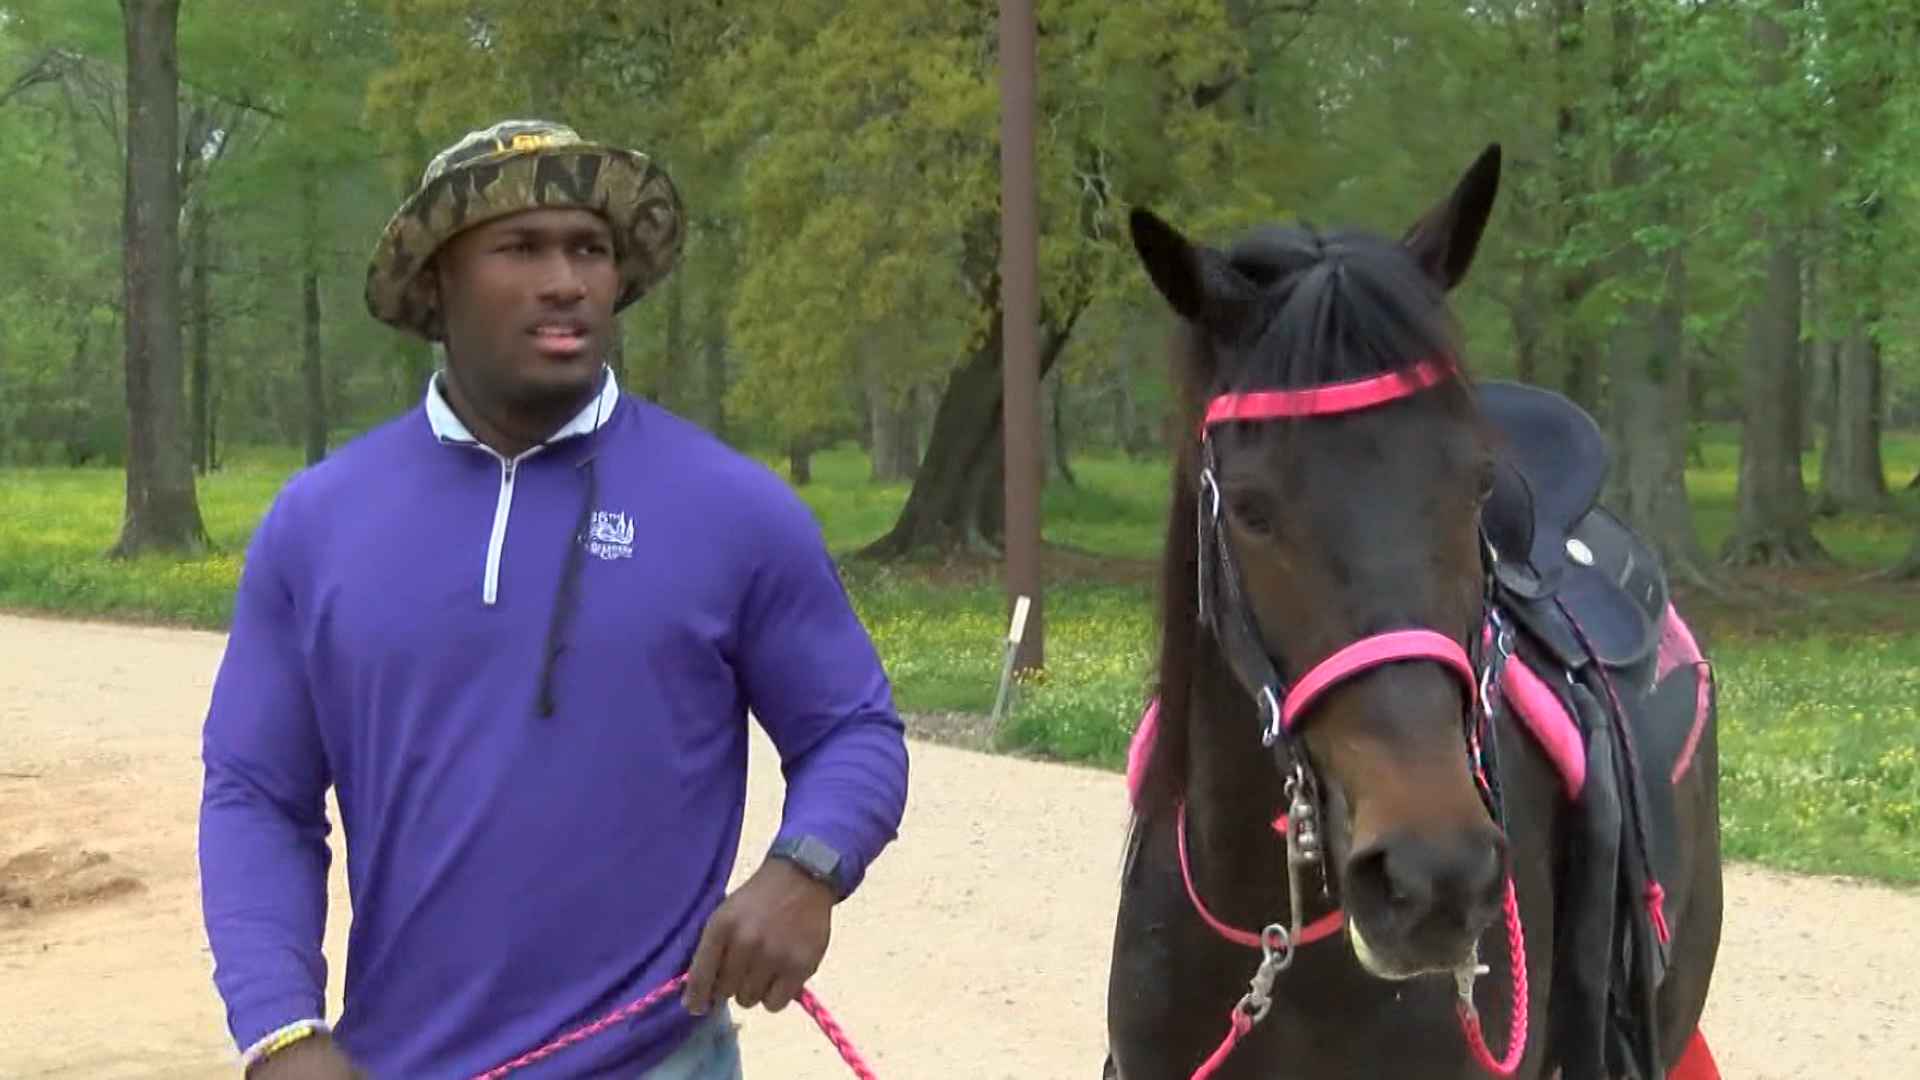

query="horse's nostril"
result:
[1345,843,1432,932]
[1346,828,1506,935]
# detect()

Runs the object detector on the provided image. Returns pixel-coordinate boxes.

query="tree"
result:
[699,0,1331,558]
[1718,1,1828,568]
[111,0,208,557]
[1810,0,1903,518]
[1597,0,1713,586]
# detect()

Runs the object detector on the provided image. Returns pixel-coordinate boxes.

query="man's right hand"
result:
[246,1034,367,1080]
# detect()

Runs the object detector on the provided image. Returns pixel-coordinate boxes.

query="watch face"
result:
[782,836,841,887]
[802,837,839,873]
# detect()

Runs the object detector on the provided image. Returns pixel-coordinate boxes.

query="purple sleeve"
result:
[733,486,910,899]
[196,492,334,1050]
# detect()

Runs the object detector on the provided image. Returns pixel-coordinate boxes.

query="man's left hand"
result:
[682,857,837,1015]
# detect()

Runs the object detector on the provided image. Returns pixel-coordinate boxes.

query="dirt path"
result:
[1,611,1916,1078]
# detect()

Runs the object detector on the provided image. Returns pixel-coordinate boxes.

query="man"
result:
[197,120,911,1079]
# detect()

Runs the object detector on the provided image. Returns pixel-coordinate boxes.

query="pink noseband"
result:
[1280,629,1478,732]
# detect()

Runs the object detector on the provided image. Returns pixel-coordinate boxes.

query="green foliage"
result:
[691,0,1313,443]
[4,430,1918,881]
[7,0,1920,470]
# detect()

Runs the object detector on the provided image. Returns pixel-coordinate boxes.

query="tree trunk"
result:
[1550,0,1604,416]
[1814,323,1888,515]
[1616,251,1711,585]
[1041,367,1075,486]
[1512,259,1547,386]
[298,169,328,467]
[62,317,96,466]
[1814,187,1890,517]
[698,299,728,438]
[867,381,919,483]
[187,191,213,474]
[300,265,327,466]
[856,311,1077,559]
[856,205,1090,559]
[787,436,813,486]
[1882,519,1920,580]
[1601,11,1711,585]
[1112,336,1141,457]
[1798,260,1825,454]
[1720,5,1827,567]
[1722,219,1827,565]
[651,270,686,406]
[1561,329,1602,416]
[111,0,207,558]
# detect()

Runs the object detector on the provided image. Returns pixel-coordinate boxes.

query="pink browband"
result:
[1203,359,1450,426]
[1280,630,1478,733]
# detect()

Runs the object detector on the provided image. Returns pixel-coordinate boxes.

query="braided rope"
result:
[467,972,878,1080]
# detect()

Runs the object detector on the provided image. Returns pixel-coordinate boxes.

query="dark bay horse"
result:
[1102,144,1724,1079]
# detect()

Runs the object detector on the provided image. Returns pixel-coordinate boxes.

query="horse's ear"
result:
[1401,142,1502,292]
[1129,207,1208,321]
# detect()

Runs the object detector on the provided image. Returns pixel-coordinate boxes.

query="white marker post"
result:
[989,594,1033,729]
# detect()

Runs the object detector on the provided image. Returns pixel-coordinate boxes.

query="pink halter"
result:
[1198,358,1479,738]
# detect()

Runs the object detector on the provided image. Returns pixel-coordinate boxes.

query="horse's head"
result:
[1130,145,1507,980]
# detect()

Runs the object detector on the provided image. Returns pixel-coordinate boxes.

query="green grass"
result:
[3,427,1919,883]
[1713,635,1920,883]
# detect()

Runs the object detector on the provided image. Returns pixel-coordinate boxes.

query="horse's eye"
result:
[1227,491,1276,535]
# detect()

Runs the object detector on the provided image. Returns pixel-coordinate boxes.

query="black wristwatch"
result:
[769,834,847,900]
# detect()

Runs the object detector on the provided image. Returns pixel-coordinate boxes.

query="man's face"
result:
[431,206,621,419]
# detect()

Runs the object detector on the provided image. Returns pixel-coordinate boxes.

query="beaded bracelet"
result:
[239,1018,330,1070]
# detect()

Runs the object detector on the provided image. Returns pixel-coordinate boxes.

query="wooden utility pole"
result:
[998,0,1044,672]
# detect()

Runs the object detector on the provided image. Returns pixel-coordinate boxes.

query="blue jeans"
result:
[642,1009,742,1080]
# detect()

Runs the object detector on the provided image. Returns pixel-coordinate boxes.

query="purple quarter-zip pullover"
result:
[197,369,910,1078]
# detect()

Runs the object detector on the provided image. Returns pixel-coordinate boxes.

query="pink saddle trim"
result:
[1281,629,1477,733]
[1499,658,1587,801]
[1654,604,1711,784]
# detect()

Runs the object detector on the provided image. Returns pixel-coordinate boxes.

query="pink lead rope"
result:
[467,974,877,1080]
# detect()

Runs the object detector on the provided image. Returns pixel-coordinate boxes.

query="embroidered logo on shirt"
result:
[585,510,636,560]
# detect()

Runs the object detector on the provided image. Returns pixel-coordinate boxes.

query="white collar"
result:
[423,365,622,452]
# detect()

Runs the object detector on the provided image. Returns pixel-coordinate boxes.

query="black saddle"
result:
[1475,379,1608,588]
[1473,380,1709,1080]
[1473,381,1667,691]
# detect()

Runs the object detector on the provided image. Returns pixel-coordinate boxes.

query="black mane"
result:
[1204,222,1464,394]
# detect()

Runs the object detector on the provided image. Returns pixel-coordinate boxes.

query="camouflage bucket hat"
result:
[364,119,685,339]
